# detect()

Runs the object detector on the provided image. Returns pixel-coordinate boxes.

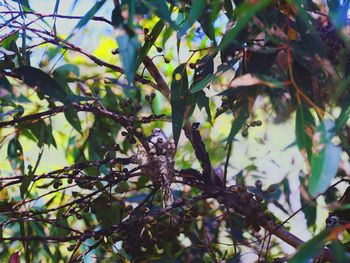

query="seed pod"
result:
[241,129,249,137]
[255,179,263,189]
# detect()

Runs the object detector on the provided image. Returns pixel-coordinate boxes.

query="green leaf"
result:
[224,0,234,18]
[20,166,35,198]
[0,75,12,96]
[217,0,271,52]
[7,137,24,175]
[289,229,330,263]
[227,103,249,144]
[299,176,317,228]
[145,0,176,28]
[190,74,215,93]
[111,6,123,27]
[309,120,341,197]
[14,0,32,11]
[331,241,349,263]
[91,194,123,228]
[295,105,315,159]
[177,0,206,38]
[334,89,350,133]
[198,0,220,43]
[14,66,68,102]
[171,63,188,145]
[64,104,82,132]
[0,32,19,50]
[54,64,79,77]
[54,0,107,55]
[26,120,57,148]
[116,33,140,84]
[162,25,173,47]
[73,0,107,31]
[137,19,165,68]
[190,56,240,94]
[196,90,212,124]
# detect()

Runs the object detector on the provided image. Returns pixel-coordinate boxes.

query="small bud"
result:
[67,245,75,251]
[255,120,262,126]
[255,179,263,189]
[156,46,163,53]
[143,28,149,34]
[241,129,249,137]
[111,48,119,55]
[192,122,200,130]
[164,57,170,63]
[189,63,196,69]
[53,181,60,189]
[136,127,143,134]
[113,144,120,151]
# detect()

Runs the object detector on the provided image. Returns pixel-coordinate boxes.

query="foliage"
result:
[1,0,350,262]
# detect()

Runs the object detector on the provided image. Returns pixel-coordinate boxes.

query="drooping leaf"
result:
[54,64,80,77]
[309,120,341,197]
[218,0,272,52]
[0,75,13,98]
[334,92,350,133]
[227,103,249,144]
[196,90,212,124]
[282,177,291,207]
[171,63,188,145]
[289,229,330,263]
[0,32,19,50]
[14,66,68,102]
[295,105,315,159]
[190,57,240,94]
[144,0,176,29]
[299,176,317,228]
[26,119,57,148]
[177,0,206,38]
[137,19,165,68]
[20,166,35,198]
[7,137,24,175]
[116,33,140,85]
[64,104,82,133]
[198,0,220,43]
[72,0,107,32]
[224,0,234,18]
[331,240,349,263]
[190,74,215,94]
[111,5,123,27]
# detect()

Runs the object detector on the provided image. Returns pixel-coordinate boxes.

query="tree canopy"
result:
[1,0,350,262]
